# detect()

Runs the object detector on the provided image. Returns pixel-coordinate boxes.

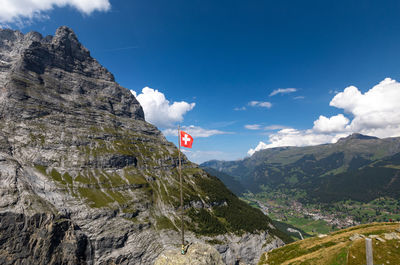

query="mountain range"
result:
[201,133,400,204]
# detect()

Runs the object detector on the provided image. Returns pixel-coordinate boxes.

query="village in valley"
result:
[243,191,400,238]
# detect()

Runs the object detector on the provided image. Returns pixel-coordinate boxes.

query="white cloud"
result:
[270,88,297,96]
[163,125,230,138]
[330,78,400,137]
[247,129,347,155]
[313,114,350,133]
[329,89,340,95]
[248,101,272,108]
[248,78,400,155]
[245,124,262,130]
[236,101,272,110]
[131,87,195,128]
[0,0,110,24]
[264,125,288,130]
[234,106,246,111]
[293,96,305,100]
[245,124,288,131]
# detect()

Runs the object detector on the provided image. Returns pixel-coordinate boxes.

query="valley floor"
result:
[242,190,400,241]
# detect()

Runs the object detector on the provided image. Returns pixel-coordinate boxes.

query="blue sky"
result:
[2,0,400,163]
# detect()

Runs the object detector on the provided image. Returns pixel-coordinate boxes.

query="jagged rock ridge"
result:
[0,26,285,265]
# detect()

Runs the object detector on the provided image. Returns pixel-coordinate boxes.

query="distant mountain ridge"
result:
[201,134,400,203]
[337,133,379,141]
[199,166,246,195]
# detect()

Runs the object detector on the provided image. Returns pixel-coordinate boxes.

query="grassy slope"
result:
[278,217,333,236]
[271,220,312,241]
[258,222,400,265]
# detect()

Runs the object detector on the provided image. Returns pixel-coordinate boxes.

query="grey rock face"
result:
[0,212,89,265]
[0,26,284,265]
[156,229,284,265]
[154,243,225,265]
[215,232,284,265]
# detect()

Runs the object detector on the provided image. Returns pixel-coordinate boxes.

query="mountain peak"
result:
[55,26,76,38]
[0,26,145,121]
[339,133,379,141]
[52,26,86,54]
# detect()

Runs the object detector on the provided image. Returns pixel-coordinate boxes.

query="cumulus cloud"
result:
[248,78,400,155]
[270,88,297,96]
[330,78,400,137]
[248,101,272,108]
[131,88,228,140]
[0,0,110,24]
[313,114,350,133]
[245,124,262,130]
[163,125,230,138]
[131,87,195,128]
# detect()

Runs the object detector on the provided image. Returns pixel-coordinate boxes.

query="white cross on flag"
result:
[180,130,193,148]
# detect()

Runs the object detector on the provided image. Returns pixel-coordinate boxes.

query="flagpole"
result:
[178,125,185,254]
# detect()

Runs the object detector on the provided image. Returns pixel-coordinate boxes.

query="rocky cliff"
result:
[0,26,285,265]
[154,243,225,265]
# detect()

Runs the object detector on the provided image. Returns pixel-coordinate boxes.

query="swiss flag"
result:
[180,130,193,148]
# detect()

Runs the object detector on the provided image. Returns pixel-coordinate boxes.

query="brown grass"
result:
[260,222,400,265]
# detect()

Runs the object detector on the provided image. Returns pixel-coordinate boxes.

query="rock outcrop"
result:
[0,26,285,265]
[0,212,90,265]
[154,243,224,265]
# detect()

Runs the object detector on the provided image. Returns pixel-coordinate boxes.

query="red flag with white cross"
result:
[180,130,193,148]
[177,128,193,251]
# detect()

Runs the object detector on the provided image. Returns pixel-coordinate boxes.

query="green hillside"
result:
[199,166,245,195]
[258,222,400,265]
[202,134,400,236]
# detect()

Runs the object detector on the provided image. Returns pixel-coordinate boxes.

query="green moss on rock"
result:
[63,172,73,184]
[34,164,47,175]
[50,169,64,183]
[155,216,177,230]
[77,187,114,208]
